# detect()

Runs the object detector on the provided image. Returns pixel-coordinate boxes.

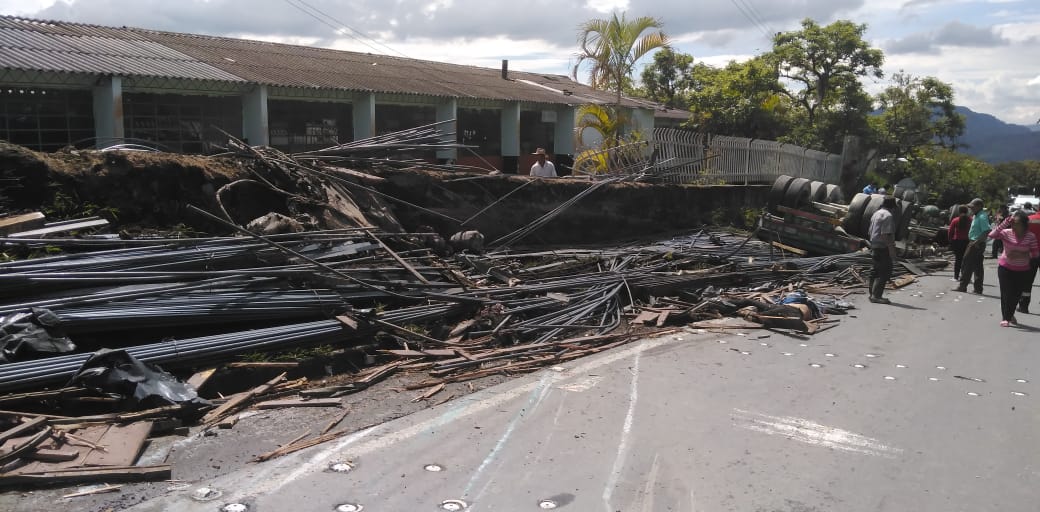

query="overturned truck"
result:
[759,175,918,256]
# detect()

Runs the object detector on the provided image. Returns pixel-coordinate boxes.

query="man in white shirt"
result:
[868,196,897,304]
[530,148,557,178]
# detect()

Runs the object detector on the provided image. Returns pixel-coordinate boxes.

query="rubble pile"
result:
[0,133,948,490]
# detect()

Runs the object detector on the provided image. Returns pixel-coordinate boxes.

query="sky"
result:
[1,0,1038,126]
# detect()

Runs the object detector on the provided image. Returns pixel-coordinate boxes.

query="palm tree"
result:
[573,12,669,108]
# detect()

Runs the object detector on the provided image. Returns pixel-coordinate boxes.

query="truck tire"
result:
[823,184,844,204]
[859,194,887,239]
[768,175,795,213]
[896,200,916,240]
[842,193,871,236]
[809,181,827,203]
[784,177,812,210]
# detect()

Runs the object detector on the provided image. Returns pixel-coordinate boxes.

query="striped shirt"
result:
[989,221,1040,271]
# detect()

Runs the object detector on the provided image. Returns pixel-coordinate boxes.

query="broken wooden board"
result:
[0,212,45,236]
[186,367,219,390]
[2,421,153,475]
[253,398,342,409]
[9,217,109,238]
[891,275,916,288]
[0,464,170,487]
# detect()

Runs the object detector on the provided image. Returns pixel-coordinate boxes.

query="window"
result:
[0,88,94,152]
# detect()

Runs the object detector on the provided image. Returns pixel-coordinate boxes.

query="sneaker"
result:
[953,287,967,292]
[869,297,891,304]
[950,277,960,282]
[1000,320,1010,327]
[1010,316,1018,325]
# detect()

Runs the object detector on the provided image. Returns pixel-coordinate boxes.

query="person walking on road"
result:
[1019,209,1040,313]
[868,196,898,304]
[955,198,991,294]
[948,204,972,281]
[991,204,1009,258]
[990,210,1040,326]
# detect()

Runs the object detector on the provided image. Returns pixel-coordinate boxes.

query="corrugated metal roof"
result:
[0,19,244,82]
[0,15,665,109]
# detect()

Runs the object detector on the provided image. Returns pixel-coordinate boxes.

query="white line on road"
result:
[603,345,644,512]
[732,408,903,458]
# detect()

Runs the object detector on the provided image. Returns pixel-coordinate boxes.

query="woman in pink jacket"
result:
[989,210,1040,326]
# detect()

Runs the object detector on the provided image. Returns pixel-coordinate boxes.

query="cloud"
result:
[884,32,942,54]
[21,0,864,51]
[885,20,1009,54]
[934,20,1008,46]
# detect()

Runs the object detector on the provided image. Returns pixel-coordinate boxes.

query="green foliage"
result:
[240,343,339,363]
[684,57,790,140]
[768,19,883,151]
[43,188,119,221]
[639,47,694,109]
[573,11,669,109]
[869,72,965,172]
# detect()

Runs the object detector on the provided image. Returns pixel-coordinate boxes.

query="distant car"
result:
[1009,195,1040,213]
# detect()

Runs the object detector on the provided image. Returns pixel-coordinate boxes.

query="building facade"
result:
[0,16,688,174]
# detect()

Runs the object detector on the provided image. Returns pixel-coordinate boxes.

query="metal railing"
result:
[574,128,842,185]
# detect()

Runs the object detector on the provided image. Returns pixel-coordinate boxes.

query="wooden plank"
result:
[0,417,47,446]
[253,398,342,409]
[0,388,90,407]
[382,349,457,357]
[770,240,808,256]
[226,362,299,369]
[448,319,476,338]
[0,426,52,465]
[0,212,45,236]
[0,464,171,487]
[25,448,79,462]
[369,231,430,284]
[891,276,916,288]
[899,261,927,276]
[202,372,286,426]
[81,421,152,467]
[9,218,109,238]
[185,367,219,390]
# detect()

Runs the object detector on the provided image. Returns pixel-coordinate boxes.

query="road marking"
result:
[558,375,604,392]
[603,345,644,512]
[466,372,554,505]
[732,409,902,458]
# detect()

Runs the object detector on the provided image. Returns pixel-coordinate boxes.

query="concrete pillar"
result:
[353,92,376,140]
[436,98,458,161]
[553,106,576,155]
[242,85,269,146]
[92,76,123,148]
[500,102,520,173]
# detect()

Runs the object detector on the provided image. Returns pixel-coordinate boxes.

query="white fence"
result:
[646,129,842,185]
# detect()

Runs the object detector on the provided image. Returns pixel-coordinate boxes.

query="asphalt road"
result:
[123,258,1039,512]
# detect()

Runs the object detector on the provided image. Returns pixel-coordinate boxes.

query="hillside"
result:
[955,106,1040,163]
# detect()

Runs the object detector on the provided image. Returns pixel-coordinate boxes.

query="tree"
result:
[684,57,790,140]
[769,19,884,151]
[640,47,694,109]
[870,72,965,164]
[573,12,669,108]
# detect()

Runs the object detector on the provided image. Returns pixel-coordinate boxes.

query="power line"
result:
[279,0,476,99]
[282,0,398,57]
[727,0,772,40]
[735,0,776,37]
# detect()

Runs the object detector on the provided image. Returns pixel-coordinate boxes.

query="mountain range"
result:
[955,106,1040,163]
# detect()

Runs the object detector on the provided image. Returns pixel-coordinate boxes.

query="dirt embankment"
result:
[1,143,767,243]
